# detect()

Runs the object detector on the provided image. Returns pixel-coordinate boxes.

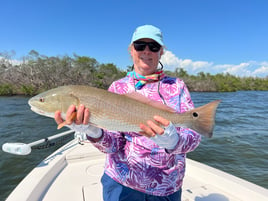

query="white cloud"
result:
[0,56,23,66]
[252,66,268,76]
[10,59,23,65]
[160,50,181,71]
[160,51,213,74]
[222,63,251,76]
[160,50,268,77]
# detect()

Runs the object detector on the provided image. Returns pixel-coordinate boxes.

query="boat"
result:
[5,138,268,201]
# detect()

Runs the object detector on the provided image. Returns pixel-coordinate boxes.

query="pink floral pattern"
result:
[89,74,201,196]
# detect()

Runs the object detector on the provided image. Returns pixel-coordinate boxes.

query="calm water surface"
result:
[0,91,267,200]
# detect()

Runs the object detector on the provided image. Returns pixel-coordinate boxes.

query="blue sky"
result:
[1,0,268,77]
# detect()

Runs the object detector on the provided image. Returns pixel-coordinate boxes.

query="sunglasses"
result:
[133,41,161,52]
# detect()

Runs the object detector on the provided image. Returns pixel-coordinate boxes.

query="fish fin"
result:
[124,92,176,113]
[57,122,67,129]
[57,112,77,129]
[184,100,221,138]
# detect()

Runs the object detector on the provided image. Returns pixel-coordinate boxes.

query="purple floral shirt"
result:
[88,74,201,196]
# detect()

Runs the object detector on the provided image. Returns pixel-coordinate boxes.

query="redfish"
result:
[28,85,220,137]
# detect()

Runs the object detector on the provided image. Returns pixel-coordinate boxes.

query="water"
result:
[0,96,72,201]
[0,91,268,200]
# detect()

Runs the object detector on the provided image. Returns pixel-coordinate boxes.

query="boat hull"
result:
[6,139,268,201]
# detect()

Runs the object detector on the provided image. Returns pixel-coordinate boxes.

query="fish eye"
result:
[39,97,45,102]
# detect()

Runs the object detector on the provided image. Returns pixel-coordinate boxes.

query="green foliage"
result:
[20,85,36,96]
[0,51,267,95]
[0,84,14,95]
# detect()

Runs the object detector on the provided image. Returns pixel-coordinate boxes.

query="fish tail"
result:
[186,100,221,138]
[57,112,77,129]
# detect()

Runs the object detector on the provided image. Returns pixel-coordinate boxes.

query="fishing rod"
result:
[2,130,74,155]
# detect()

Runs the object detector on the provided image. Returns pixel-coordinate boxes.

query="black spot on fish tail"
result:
[192,112,199,118]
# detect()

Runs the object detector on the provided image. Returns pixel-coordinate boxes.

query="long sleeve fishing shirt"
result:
[88,74,201,196]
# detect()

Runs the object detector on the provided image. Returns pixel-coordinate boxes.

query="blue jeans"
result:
[101,173,182,201]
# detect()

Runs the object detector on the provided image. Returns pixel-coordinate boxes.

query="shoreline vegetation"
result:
[1,50,268,96]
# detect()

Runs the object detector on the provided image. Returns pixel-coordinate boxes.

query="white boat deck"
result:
[6,140,268,201]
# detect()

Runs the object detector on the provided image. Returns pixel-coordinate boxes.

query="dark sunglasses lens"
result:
[133,41,161,52]
[133,42,146,51]
[148,42,161,52]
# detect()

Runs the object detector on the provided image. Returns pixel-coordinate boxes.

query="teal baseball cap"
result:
[131,25,164,46]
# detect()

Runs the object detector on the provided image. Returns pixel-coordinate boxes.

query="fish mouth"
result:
[30,106,42,115]
[30,105,54,118]
[28,97,51,117]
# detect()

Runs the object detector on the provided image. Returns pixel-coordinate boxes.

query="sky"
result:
[1,0,268,77]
